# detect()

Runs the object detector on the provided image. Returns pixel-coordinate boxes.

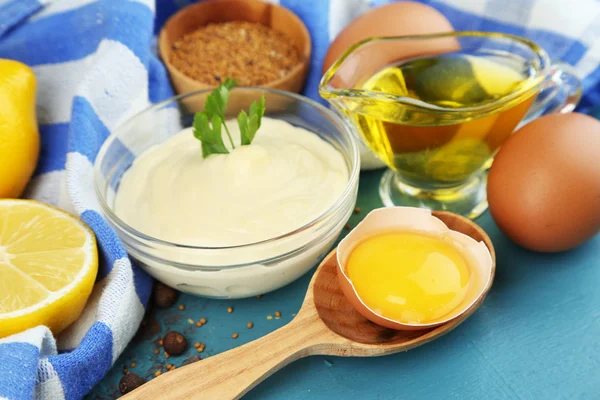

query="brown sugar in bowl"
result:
[158,0,311,94]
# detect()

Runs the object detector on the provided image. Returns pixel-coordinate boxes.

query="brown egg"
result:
[487,113,600,252]
[322,1,455,74]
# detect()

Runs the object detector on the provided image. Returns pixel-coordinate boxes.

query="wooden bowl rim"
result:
[158,0,312,90]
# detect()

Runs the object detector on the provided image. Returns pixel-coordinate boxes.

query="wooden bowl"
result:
[158,0,311,95]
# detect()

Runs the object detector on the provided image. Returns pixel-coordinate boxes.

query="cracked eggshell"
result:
[336,207,493,330]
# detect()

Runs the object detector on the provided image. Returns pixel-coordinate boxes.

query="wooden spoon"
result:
[123,211,495,399]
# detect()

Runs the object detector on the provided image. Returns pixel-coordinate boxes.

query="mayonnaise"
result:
[114,117,349,247]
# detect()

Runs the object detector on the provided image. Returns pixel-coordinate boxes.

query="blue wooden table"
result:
[88,161,600,399]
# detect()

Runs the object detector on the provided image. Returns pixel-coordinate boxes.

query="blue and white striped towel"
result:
[0,0,599,399]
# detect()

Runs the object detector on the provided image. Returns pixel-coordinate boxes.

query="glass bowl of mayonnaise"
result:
[94,87,360,298]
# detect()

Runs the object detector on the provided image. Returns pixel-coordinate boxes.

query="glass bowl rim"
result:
[94,86,360,251]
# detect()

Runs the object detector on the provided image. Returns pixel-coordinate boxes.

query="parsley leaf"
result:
[193,112,229,158]
[238,95,265,145]
[203,78,237,148]
[204,78,237,120]
[192,78,266,157]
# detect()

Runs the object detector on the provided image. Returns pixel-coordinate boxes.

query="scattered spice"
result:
[164,352,170,359]
[354,207,361,214]
[345,223,351,230]
[152,282,178,308]
[267,315,273,320]
[163,331,188,356]
[274,311,281,318]
[170,21,301,86]
[227,306,234,313]
[119,373,146,394]
[247,322,253,329]
[196,342,206,353]
[158,339,163,346]
[155,370,162,377]
[153,349,159,355]
[196,321,203,327]
[166,364,173,370]
[178,304,185,311]
[194,342,201,348]
[130,362,136,368]
[199,317,207,324]
[232,333,239,339]
[188,318,194,324]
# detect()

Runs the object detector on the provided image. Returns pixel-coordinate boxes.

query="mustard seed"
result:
[170,21,301,86]
[227,307,233,313]
[247,322,253,329]
[275,311,281,317]
[199,317,207,324]
[155,370,161,377]
[232,333,239,339]
[130,362,136,368]
[178,304,185,310]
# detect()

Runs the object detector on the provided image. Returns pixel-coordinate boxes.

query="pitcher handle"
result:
[519,61,583,127]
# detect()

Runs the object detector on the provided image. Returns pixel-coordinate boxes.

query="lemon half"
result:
[0,200,98,338]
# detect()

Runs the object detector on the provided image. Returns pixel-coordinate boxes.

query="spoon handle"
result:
[122,311,332,400]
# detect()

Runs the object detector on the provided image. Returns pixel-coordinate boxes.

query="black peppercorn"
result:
[163,331,188,356]
[152,282,178,308]
[119,373,146,394]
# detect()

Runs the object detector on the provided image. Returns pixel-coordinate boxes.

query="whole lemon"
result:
[0,59,39,198]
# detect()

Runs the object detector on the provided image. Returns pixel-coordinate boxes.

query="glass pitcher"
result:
[319,32,582,219]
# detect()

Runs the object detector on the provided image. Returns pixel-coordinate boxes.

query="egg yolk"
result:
[346,232,471,324]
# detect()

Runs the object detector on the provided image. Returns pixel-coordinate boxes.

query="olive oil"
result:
[353,53,537,185]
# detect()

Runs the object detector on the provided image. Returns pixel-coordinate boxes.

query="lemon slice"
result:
[0,200,98,338]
